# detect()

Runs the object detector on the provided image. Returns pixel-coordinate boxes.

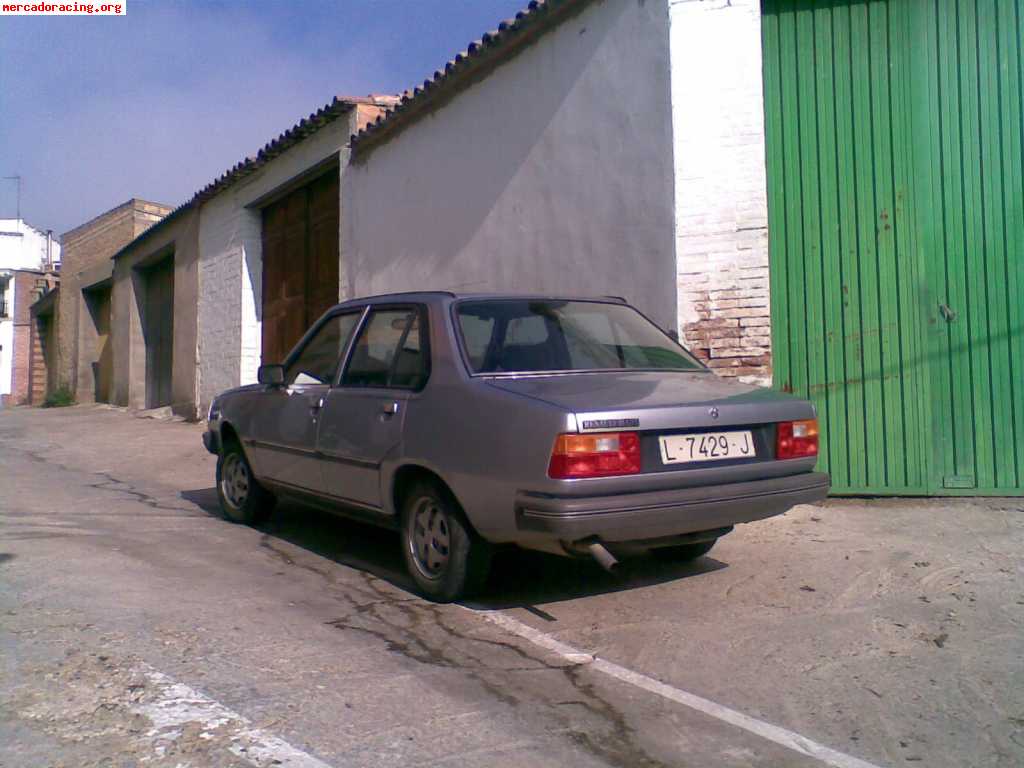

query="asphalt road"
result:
[2,405,1022,768]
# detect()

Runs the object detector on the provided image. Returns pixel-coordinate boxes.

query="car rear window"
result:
[455,300,705,374]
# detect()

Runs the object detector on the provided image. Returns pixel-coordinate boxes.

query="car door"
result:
[245,310,362,493]
[316,305,429,511]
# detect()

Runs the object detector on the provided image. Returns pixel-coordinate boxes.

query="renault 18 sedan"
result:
[203,292,830,602]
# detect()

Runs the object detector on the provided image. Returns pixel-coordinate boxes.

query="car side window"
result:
[284,313,360,386]
[343,307,428,389]
[459,314,494,370]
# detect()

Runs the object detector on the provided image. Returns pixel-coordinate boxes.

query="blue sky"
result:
[0,0,526,234]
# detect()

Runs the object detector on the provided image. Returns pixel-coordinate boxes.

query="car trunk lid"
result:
[487,371,816,473]
[484,370,811,432]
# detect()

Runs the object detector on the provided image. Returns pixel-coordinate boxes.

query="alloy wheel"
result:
[410,498,451,578]
[221,453,250,509]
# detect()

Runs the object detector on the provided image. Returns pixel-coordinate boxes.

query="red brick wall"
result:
[9,271,45,404]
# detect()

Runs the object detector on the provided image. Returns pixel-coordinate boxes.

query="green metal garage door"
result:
[763,0,1023,495]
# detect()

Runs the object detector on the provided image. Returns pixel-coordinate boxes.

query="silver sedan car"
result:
[203,293,829,602]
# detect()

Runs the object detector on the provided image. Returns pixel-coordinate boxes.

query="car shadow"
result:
[179,488,728,608]
[467,549,727,611]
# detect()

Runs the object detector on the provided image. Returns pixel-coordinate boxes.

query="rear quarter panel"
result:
[394,378,574,542]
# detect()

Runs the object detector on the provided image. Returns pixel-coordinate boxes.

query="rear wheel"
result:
[400,482,491,602]
[216,440,275,525]
[652,539,717,562]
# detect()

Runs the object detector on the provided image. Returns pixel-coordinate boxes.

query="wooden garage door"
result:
[261,170,340,365]
[763,0,1023,495]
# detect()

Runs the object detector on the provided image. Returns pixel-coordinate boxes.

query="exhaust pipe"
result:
[587,541,619,572]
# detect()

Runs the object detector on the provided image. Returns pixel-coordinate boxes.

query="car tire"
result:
[216,440,275,526]
[400,481,491,603]
[652,539,717,562]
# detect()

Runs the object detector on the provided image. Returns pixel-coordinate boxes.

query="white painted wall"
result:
[0,219,58,398]
[343,0,678,331]
[669,0,771,383]
[0,279,14,396]
[0,218,60,270]
[196,118,353,411]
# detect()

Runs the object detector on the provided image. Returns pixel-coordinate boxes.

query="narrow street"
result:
[2,405,1022,767]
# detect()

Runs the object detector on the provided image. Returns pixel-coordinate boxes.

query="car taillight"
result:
[776,419,819,459]
[548,432,642,479]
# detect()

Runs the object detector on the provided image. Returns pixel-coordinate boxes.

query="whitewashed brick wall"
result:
[669,0,771,384]
[197,191,262,411]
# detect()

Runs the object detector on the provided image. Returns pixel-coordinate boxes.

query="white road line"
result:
[468,609,885,768]
[134,666,334,768]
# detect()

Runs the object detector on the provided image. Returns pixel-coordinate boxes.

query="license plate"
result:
[659,431,756,464]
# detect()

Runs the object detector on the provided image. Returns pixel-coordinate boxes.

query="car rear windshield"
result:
[455,299,705,374]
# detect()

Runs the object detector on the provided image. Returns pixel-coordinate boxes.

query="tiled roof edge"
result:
[192,95,396,204]
[350,0,593,158]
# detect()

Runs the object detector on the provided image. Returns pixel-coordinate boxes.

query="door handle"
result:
[310,396,325,416]
[939,303,957,323]
[381,401,400,415]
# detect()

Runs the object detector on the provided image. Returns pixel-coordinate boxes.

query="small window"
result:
[285,312,360,386]
[343,307,428,389]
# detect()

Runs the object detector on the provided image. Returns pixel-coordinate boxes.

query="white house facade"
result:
[0,219,60,402]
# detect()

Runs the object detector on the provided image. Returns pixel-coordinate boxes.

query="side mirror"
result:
[258,364,285,387]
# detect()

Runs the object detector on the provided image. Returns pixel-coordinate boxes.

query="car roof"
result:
[331,291,628,310]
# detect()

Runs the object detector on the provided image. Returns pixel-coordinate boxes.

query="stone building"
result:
[56,199,171,403]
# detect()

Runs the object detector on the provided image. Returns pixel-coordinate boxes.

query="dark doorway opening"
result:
[83,284,112,403]
[140,255,174,409]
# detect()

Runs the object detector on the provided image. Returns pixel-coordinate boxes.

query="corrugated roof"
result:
[351,0,594,158]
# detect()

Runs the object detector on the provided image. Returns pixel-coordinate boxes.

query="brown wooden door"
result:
[261,170,339,365]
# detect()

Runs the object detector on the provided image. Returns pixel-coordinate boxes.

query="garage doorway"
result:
[140,255,174,409]
[83,284,113,403]
[260,169,340,365]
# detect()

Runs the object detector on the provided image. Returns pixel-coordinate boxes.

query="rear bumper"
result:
[515,472,830,543]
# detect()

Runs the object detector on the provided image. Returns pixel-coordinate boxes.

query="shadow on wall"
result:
[345,0,656,299]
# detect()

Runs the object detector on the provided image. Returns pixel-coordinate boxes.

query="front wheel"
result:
[400,482,491,603]
[216,441,275,525]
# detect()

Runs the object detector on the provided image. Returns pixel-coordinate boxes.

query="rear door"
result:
[316,305,430,511]
[246,311,361,492]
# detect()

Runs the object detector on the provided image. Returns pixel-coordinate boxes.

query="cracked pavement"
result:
[2,404,1023,767]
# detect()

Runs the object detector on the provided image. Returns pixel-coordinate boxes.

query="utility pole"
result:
[2,175,21,221]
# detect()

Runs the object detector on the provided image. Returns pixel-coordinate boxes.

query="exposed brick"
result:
[671,0,773,384]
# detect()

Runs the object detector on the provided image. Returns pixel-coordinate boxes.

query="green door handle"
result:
[939,303,957,322]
